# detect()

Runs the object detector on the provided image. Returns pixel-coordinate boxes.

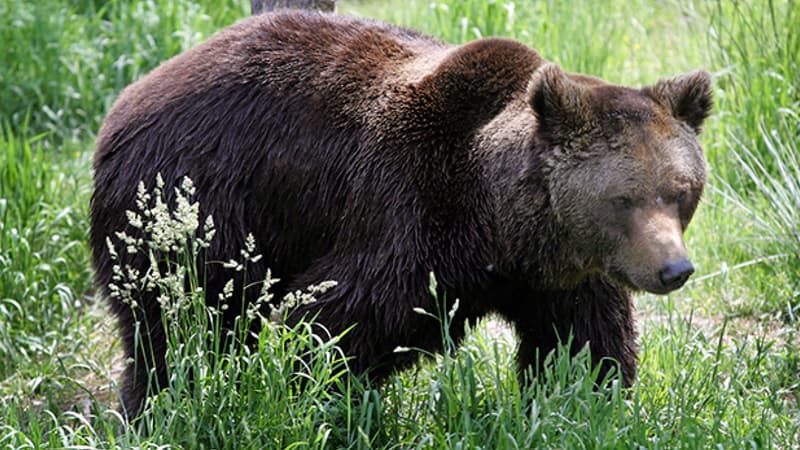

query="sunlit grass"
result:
[0,0,249,143]
[0,125,93,378]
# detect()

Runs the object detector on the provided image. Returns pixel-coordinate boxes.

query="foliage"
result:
[0,0,248,143]
[0,125,92,378]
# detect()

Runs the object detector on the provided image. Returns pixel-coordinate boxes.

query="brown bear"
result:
[91,10,712,418]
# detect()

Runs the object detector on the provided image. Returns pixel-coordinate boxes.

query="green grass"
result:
[0,0,249,143]
[703,0,799,183]
[1,0,799,448]
[345,0,706,83]
[0,125,93,378]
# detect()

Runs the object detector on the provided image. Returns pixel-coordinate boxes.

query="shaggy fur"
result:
[91,11,711,418]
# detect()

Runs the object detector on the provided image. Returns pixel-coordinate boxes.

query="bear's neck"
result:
[475,112,595,291]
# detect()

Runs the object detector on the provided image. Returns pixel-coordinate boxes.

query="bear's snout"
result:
[613,205,695,294]
[658,258,695,291]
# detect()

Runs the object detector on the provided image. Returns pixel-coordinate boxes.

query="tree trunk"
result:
[251,0,335,14]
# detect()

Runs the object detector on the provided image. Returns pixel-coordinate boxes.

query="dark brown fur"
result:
[91,11,712,418]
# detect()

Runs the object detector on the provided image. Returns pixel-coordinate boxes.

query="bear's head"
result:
[503,64,712,295]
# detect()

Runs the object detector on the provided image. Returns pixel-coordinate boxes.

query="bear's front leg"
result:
[511,277,638,389]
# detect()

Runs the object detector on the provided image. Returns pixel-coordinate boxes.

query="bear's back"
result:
[91,12,456,294]
[96,12,445,160]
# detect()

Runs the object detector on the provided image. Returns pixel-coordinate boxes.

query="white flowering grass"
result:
[98,174,350,444]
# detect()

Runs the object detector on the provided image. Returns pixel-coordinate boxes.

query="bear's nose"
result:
[659,258,695,290]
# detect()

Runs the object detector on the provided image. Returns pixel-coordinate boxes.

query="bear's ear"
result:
[414,38,542,136]
[529,63,592,139]
[645,70,713,134]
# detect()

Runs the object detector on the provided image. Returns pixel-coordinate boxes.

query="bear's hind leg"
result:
[115,303,169,420]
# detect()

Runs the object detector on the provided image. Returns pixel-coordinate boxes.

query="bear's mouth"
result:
[607,268,667,295]
[608,268,686,295]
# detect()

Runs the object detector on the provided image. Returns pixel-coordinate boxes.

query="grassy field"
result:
[1,0,798,448]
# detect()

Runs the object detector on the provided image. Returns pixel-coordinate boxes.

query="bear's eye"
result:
[676,190,688,203]
[612,196,634,210]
